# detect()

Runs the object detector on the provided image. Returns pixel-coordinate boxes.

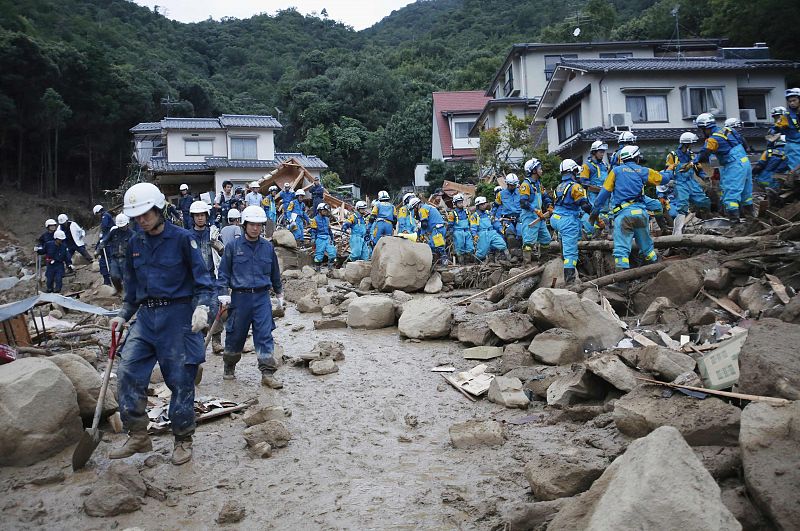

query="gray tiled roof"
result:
[559,57,798,72]
[149,157,212,172]
[145,153,328,174]
[205,157,278,169]
[220,114,283,129]
[129,122,162,133]
[275,153,328,170]
[161,117,222,130]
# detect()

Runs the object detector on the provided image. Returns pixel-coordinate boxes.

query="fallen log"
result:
[635,377,790,405]
[549,234,777,253]
[571,262,668,292]
[455,264,545,305]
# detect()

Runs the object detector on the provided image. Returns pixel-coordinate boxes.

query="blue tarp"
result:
[0,293,118,322]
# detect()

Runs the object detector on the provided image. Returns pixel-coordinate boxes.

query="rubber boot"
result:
[109,431,152,459]
[563,267,577,286]
[655,215,669,235]
[223,352,241,380]
[727,209,740,222]
[260,371,283,389]
[522,245,532,265]
[314,263,321,273]
[741,204,754,219]
[171,436,193,466]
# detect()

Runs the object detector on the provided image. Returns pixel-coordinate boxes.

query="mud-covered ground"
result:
[0,283,626,530]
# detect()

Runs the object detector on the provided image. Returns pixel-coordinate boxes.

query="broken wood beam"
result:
[635,377,791,405]
[571,261,668,292]
[700,289,746,319]
[548,234,769,253]
[455,264,545,305]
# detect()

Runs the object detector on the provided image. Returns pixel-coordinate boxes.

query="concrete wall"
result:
[432,108,442,160]
[166,130,227,162]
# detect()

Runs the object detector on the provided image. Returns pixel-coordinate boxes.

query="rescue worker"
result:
[217,205,284,388]
[768,106,788,148]
[214,180,235,228]
[470,196,510,262]
[590,145,673,271]
[189,200,223,352]
[220,209,243,247]
[409,197,448,265]
[97,214,132,293]
[447,194,474,264]
[693,112,753,220]
[370,190,396,244]
[342,201,371,261]
[309,202,337,271]
[520,158,553,264]
[262,185,279,223]
[245,181,263,207]
[724,117,752,153]
[609,131,637,168]
[44,229,69,293]
[36,218,58,252]
[109,182,214,465]
[396,192,417,234]
[772,88,800,170]
[286,189,310,243]
[278,183,296,215]
[579,141,610,234]
[490,186,502,218]
[58,213,93,269]
[178,184,194,229]
[551,159,593,284]
[309,176,326,214]
[94,204,114,286]
[754,135,789,196]
[493,174,521,244]
[665,132,711,229]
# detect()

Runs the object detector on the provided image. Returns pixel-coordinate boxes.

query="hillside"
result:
[0,0,795,197]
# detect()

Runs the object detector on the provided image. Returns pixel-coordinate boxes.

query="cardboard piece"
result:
[696,329,749,390]
[445,364,495,397]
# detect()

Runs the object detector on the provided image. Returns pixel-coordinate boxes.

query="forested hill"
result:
[0,0,795,197]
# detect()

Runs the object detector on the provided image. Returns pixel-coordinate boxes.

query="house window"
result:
[680,86,725,118]
[738,92,767,120]
[184,139,213,156]
[625,95,668,123]
[545,54,578,81]
[230,137,257,160]
[557,105,581,143]
[599,52,633,59]
[453,121,474,139]
[503,66,514,97]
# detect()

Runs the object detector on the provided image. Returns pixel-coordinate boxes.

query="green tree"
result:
[378,97,432,188]
[39,88,71,196]
[477,111,534,178]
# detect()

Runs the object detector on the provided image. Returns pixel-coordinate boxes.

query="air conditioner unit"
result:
[608,112,632,130]
[739,109,757,123]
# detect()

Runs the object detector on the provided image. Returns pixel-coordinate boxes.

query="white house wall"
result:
[166,130,228,162]
[225,128,275,161]
[432,110,443,160]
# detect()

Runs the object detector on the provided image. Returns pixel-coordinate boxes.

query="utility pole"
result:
[671,6,682,59]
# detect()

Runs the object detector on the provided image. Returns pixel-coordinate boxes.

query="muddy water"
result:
[0,286,623,530]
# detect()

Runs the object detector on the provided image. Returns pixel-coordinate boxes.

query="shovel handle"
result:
[89,323,123,433]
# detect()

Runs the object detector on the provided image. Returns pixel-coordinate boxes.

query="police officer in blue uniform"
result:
[109,182,215,466]
[342,201,372,261]
[447,194,474,264]
[178,184,195,228]
[550,159,593,284]
[309,202,338,271]
[97,213,133,293]
[370,190,396,244]
[217,205,285,388]
[44,229,69,293]
[494,174,522,245]
[94,204,114,286]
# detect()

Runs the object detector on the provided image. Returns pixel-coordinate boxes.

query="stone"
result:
[272,228,297,249]
[242,405,292,428]
[456,316,497,346]
[739,401,800,530]
[358,277,372,291]
[296,294,321,313]
[282,269,301,279]
[613,385,740,446]
[738,318,800,400]
[501,499,567,531]
[488,376,530,408]
[779,295,800,324]
[585,353,641,392]
[271,299,285,318]
[704,267,732,291]
[306,340,345,361]
[391,290,413,304]
[466,299,495,315]
[423,272,443,294]
[48,309,63,319]
[242,420,291,449]
[512,365,573,398]
[321,304,341,317]
[721,484,770,531]
[548,426,740,531]
[540,258,565,289]
[693,446,741,480]
[684,299,718,327]
[397,298,452,339]
[309,359,339,376]
[463,346,503,360]
[0,358,83,466]
[487,310,537,342]
[499,343,534,374]
[282,278,317,303]
[370,237,432,292]
[524,448,608,500]
[274,246,298,272]
[617,345,696,380]
[314,318,347,330]
[346,296,396,329]
[84,482,141,517]
[527,288,624,351]
[546,368,607,407]
[249,442,272,459]
[216,500,246,524]
[343,261,372,285]
[632,259,708,313]
[528,328,583,365]
[104,462,146,497]
[301,265,316,278]
[737,281,775,314]
[49,353,118,419]
[312,273,328,287]
[640,296,674,325]
[449,420,505,449]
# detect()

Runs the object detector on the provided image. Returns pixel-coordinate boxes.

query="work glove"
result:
[276,294,285,311]
[191,305,209,333]
[218,295,231,306]
[588,211,599,226]
[110,316,127,332]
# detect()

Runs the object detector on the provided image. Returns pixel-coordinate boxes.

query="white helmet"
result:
[453,193,464,203]
[505,173,519,186]
[295,189,306,197]
[559,159,580,173]
[524,158,542,175]
[317,202,330,211]
[189,200,211,214]
[378,190,390,201]
[590,140,608,152]
[241,205,268,223]
[775,135,787,147]
[45,218,57,227]
[54,229,66,240]
[679,132,699,144]
[694,112,716,128]
[123,182,166,218]
[724,117,743,128]
[402,192,415,205]
[179,184,189,191]
[371,199,378,207]
[785,88,800,99]
[493,186,502,193]
[474,196,488,206]
[283,182,291,189]
[269,185,279,192]
[618,131,637,143]
[408,197,421,209]
[57,214,68,224]
[227,209,241,220]
[249,181,260,189]
[771,106,787,116]
[619,145,641,162]
[92,204,103,215]
[355,200,368,209]
[115,213,130,228]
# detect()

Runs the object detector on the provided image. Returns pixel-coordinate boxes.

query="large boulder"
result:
[449,420,505,448]
[346,296,396,329]
[370,237,432,292]
[524,448,608,500]
[540,258,565,289]
[487,310,537,342]
[49,353,118,420]
[455,316,497,346]
[0,358,83,466]
[548,426,740,531]
[585,353,641,392]
[398,298,452,339]
[296,293,322,313]
[546,367,607,407]
[613,385,740,446]
[344,261,372,286]
[737,318,800,400]
[282,278,317,303]
[616,345,696,381]
[739,401,800,530]
[527,288,624,351]
[271,228,297,249]
[632,258,707,312]
[528,328,583,365]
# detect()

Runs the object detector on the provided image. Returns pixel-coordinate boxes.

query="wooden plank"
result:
[765,273,791,304]
[625,330,658,347]
[455,264,545,306]
[635,377,790,405]
[700,289,746,319]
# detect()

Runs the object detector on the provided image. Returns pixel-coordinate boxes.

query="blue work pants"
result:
[349,228,371,261]
[225,292,277,371]
[453,227,474,255]
[550,212,581,269]
[674,171,710,214]
[475,229,506,259]
[612,204,657,269]
[314,234,337,263]
[371,219,393,244]
[45,262,64,292]
[520,210,551,247]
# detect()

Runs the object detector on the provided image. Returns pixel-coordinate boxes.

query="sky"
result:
[133,0,415,30]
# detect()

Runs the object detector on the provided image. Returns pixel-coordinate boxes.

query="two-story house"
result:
[130,114,327,199]
[431,91,491,163]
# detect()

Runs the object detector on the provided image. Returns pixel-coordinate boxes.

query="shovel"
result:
[72,322,123,471]
[194,303,227,386]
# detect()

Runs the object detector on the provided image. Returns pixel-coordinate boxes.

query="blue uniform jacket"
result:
[37,230,54,253]
[310,214,334,239]
[44,240,68,264]
[279,190,296,209]
[121,222,215,321]
[554,176,591,215]
[755,148,789,174]
[694,126,742,165]
[594,162,672,211]
[179,194,194,216]
[417,204,445,234]
[100,212,114,241]
[520,178,553,212]
[217,237,282,292]
[772,110,800,142]
[309,184,325,202]
[98,226,133,258]
[495,188,521,218]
